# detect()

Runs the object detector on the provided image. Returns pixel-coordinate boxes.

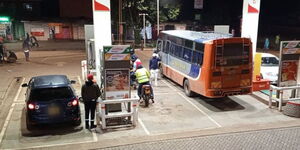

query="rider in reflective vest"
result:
[135,65,154,102]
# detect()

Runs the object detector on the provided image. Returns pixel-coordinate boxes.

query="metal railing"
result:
[269,85,300,111]
[97,95,139,129]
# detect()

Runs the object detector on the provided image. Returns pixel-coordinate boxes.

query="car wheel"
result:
[73,119,81,126]
[183,79,196,97]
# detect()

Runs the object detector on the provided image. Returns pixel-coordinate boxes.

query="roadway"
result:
[0,46,299,149]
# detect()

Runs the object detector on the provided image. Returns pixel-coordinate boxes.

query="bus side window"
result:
[192,51,203,66]
[169,43,175,56]
[174,45,182,58]
[195,43,204,52]
[157,40,163,52]
[184,40,193,49]
[183,48,192,62]
[165,41,170,54]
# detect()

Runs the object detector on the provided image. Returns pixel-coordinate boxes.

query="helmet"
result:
[131,54,138,62]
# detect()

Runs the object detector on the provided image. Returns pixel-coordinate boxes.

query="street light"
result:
[139,13,148,49]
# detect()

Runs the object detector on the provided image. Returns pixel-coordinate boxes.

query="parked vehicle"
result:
[22,75,81,130]
[156,30,253,98]
[259,53,279,84]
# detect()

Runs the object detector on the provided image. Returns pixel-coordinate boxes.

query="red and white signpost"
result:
[92,0,112,84]
[241,0,261,55]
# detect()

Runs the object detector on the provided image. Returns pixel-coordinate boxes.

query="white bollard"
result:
[81,60,87,81]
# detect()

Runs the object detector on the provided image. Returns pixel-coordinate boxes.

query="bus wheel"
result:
[184,79,195,97]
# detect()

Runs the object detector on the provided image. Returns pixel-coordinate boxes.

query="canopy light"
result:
[0,16,10,22]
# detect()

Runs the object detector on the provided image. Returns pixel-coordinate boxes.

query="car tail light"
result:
[72,99,78,106]
[28,103,35,110]
[28,103,39,110]
[68,99,78,107]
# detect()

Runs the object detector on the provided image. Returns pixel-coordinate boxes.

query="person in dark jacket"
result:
[81,74,101,129]
[149,53,161,86]
[0,41,4,63]
[30,34,39,47]
[22,38,31,61]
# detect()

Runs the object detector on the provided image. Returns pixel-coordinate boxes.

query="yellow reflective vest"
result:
[135,67,150,83]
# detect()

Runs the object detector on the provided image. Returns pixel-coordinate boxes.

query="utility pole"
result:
[139,13,148,49]
[118,0,123,44]
[157,0,160,37]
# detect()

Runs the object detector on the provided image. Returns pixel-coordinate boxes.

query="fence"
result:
[97,96,139,129]
[269,84,300,111]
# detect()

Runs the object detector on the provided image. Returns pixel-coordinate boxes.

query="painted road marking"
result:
[162,79,222,128]
[178,93,222,128]
[13,140,96,150]
[0,77,25,145]
[138,118,150,135]
[41,54,85,62]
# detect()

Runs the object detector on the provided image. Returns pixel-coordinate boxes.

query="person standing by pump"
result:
[81,74,101,129]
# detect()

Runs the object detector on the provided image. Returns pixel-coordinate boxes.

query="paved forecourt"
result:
[0,74,298,149]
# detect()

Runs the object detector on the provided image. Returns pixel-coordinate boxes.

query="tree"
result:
[120,0,181,44]
[110,0,182,44]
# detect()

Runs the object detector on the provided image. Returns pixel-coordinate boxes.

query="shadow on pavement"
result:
[20,108,83,137]
[194,95,245,112]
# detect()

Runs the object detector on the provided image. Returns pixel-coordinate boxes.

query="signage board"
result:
[104,45,131,61]
[278,41,300,87]
[105,69,130,100]
[31,28,45,36]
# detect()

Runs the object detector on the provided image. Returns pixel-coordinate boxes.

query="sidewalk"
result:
[97,126,300,150]
[3,40,85,51]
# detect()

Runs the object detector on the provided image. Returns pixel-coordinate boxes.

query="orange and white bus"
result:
[156,30,252,98]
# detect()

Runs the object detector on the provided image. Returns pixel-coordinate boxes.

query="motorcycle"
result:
[141,84,152,107]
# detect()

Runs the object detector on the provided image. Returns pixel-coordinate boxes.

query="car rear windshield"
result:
[30,87,73,101]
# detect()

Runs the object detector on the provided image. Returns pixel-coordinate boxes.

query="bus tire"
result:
[183,79,195,97]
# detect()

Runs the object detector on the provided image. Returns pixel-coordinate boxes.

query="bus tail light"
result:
[211,81,221,89]
[240,79,251,86]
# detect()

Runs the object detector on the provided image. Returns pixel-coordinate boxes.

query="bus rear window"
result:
[223,43,244,57]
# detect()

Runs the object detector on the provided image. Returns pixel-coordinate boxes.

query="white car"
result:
[259,53,279,84]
